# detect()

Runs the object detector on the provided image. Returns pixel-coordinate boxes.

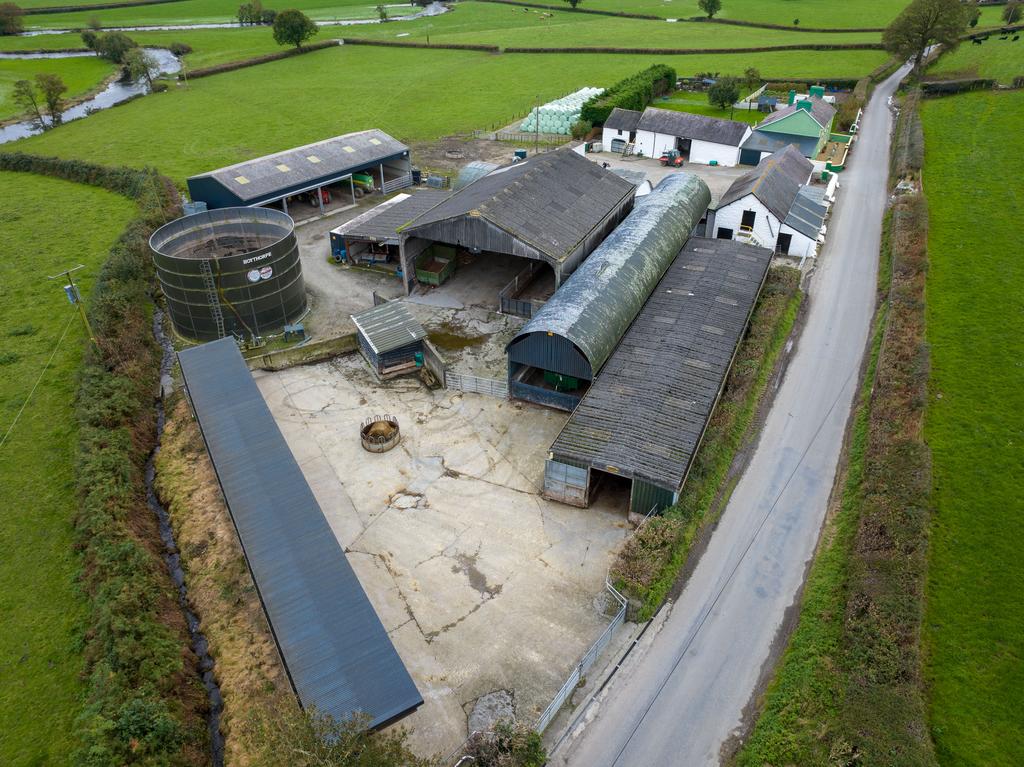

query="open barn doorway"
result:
[588,469,632,514]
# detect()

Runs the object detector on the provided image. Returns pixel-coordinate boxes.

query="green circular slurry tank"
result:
[151,207,306,342]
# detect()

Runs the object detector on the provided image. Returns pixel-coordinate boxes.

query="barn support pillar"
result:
[317,186,325,215]
[379,163,385,196]
[282,196,288,215]
[350,177,356,205]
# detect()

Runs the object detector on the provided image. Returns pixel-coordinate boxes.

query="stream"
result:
[0,47,180,144]
[147,309,225,767]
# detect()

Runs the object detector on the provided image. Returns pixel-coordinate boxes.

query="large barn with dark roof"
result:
[632,107,752,166]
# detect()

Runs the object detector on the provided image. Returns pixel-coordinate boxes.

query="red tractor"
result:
[659,150,684,167]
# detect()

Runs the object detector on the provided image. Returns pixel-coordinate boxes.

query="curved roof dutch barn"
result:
[507,172,711,380]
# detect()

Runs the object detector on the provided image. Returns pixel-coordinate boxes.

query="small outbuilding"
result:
[709,145,825,259]
[744,97,836,160]
[633,107,752,166]
[352,301,427,377]
[187,130,412,216]
[601,107,643,154]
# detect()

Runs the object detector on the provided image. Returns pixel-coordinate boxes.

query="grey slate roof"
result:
[402,150,636,265]
[508,172,711,376]
[604,107,642,132]
[550,237,773,490]
[177,339,422,728]
[189,129,408,203]
[758,97,836,131]
[784,184,828,239]
[716,145,813,220]
[637,107,749,146]
[333,190,450,245]
[351,301,427,355]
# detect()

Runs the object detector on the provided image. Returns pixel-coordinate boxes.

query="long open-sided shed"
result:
[543,237,773,513]
[331,189,450,269]
[506,173,710,411]
[178,338,422,728]
[187,130,412,215]
[397,150,636,297]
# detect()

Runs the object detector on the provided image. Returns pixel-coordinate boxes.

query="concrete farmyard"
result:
[254,353,628,756]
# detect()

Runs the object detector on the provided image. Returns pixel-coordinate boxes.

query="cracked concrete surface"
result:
[255,354,628,757]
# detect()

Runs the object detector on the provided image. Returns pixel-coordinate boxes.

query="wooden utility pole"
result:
[49,265,95,346]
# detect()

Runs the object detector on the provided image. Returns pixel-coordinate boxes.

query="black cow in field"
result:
[973,37,984,44]
[1013,35,1020,41]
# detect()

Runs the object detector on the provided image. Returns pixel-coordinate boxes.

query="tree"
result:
[81,29,99,49]
[0,2,23,35]
[1004,1,1022,24]
[698,0,721,19]
[882,0,967,70]
[376,3,388,21]
[708,76,740,111]
[966,1,981,27]
[35,73,67,127]
[562,0,582,8]
[95,31,138,63]
[124,47,157,89]
[12,79,45,130]
[244,706,431,767]
[272,8,318,48]
[743,66,761,91]
[238,0,265,25]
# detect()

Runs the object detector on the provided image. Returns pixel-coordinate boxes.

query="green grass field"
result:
[921,91,1024,767]
[656,91,763,123]
[928,37,1024,84]
[10,44,885,182]
[560,0,904,27]
[0,55,117,121]
[0,171,136,766]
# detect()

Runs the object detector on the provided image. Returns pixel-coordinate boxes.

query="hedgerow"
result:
[181,39,338,80]
[580,64,676,125]
[0,151,208,766]
[341,37,500,52]
[25,0,185,15]
[505,43,883,55]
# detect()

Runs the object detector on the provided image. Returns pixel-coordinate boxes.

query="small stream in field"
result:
[147,310,225,767]
[0,47,180,144]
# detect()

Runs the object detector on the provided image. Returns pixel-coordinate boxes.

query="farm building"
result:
[742,96,836,161]
[601,107,642,154]
[632,107,752,166]
[397,150,636,302]
[543,236,773,513]
[506,173,711,411]
[186,129,413,215]
[329,189,449,269]
[351,300,427,377]
[709,145,826,259]
[177,338,423,729]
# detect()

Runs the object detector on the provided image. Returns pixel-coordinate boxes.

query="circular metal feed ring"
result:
[360,415,401,453]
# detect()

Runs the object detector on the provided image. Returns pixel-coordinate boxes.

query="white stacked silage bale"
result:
[519,86,605,135]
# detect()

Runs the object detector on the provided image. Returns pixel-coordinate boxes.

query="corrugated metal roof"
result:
[716,145,812,220]
[454,161,500,191]
[740,131,793,155]
[177,338,422,728]
[604,107,642,132]
[549,237,773,490]
[351,301,426,355]
[189,130,408,203]
[784,184,828,239]
[757,96,836,132]
[508,173,710,376]
[637,107,749,147]
[402,150,636,265]
[333,189,450,245]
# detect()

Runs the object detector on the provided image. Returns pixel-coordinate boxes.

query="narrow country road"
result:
[551,62,912,767]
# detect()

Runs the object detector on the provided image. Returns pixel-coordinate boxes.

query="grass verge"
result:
[921,89,1024,767]
[611,265,803,620]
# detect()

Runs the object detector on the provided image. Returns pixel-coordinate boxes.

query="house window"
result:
[741,210,757,230]
[716,227,733,240]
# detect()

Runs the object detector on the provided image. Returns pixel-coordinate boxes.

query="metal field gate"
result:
[543,460,590,506]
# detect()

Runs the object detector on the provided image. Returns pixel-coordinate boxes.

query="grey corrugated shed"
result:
[637,107,749,146]
[716,145,813,220]
[351,301,427,355]
[740,131,792,155]
[550,237,772,490]
[604,107,642,132]
[178,338,422,728]
[508,173,710,376]
[190,130,408,204]
[784,185,827,239]
[334,190,450,245]
[758,97,836,131]
[402,150,635,266]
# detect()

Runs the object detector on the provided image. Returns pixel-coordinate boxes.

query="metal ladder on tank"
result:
[198,259,226,339]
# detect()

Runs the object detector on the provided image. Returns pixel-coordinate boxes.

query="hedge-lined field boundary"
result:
[473,0,660,21]
[0,152,209,766]
[340,37,500,52]
[504,42,884,55]
[26,0,185,15]
[180,39,339,79]
[692,16,884,34]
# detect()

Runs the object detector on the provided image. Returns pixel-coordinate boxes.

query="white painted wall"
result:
[714,194,819,258]
[634,128,750,166]
[633,130,676,159]
[602,126,633,151]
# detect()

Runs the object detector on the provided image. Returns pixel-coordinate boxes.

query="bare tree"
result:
[882,0,967,70]
[12,79,45,130]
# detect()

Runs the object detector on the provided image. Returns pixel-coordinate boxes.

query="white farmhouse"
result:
[709,145,828,259]
[633,107,751,166]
